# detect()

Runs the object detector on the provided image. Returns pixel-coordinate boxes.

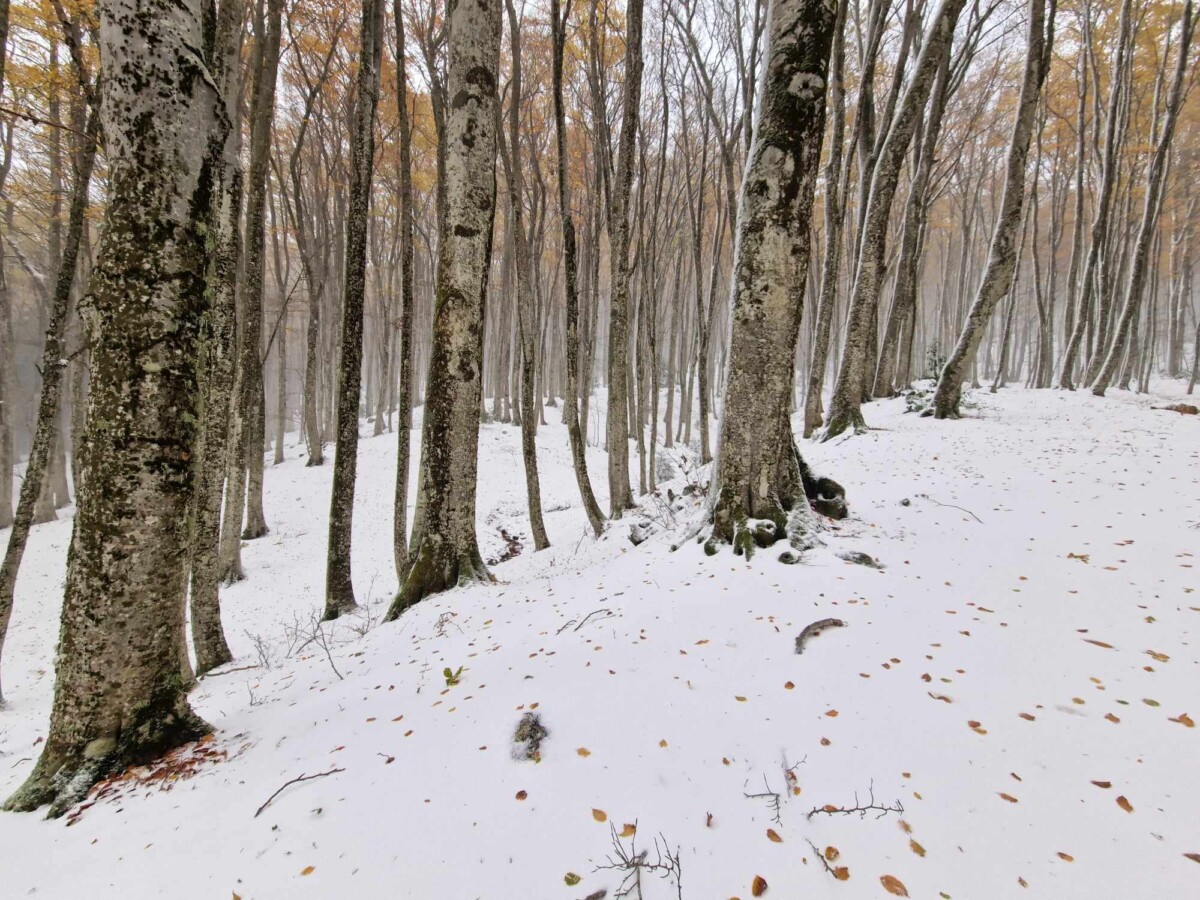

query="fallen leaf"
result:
[1143,698,1160,707]
[735,696,748,702]
[1116,796,1133,813]
[1083,638,1114,649]
[880,874,909,896]
[1019,876,1028,888]
[820,737,831,746]
[576,747,592,757]
[1168,713,1195,728]
[592,808,608,823]
[1183,853,1200,864]
[659,739,668,748]
[1057,852,1074,862]
[515,790,527,801]
[564,872,581,886]
[1105,713,1120,723]
[1146,650,1170,663]
[910,839,926,857]
[898,819,912,834]
[826,710,839,717]
[833,867,850,881]
[928,692,953,703]
[999,793,1019,803]
[300,866,314,876]
[766,828,783,843]
[1019,712,1036,721]
[1091,780,1112,789]
[824,846,840,861]
[752,874,768,896]
[784,682,794,690]
[621,822,637,837]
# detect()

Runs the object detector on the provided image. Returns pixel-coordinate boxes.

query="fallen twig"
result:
[198,664,260,680]
[918,493,983,523]
[807,780,904,820]
[806,838,839,877]
[254,767,345,818]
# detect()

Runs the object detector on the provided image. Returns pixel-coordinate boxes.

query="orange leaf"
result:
[1057,852,1074,862]
[576,747,592,757]
[1116,795,1133,813]
[592,808,608,823]
[620,823,636,837]
[826,710,839,717]
[824,846,840,861]
[766,828,783,843]
[1168,713,1195,728]
[300,866,314,877]
[910,839,926,857]
[833,867,850,881]
[881,874,909,896]
[752,874,768,896]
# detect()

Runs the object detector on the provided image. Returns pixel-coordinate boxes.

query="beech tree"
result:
[4,0,231,814]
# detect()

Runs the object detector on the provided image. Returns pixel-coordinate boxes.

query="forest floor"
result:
[0,382,1197,899]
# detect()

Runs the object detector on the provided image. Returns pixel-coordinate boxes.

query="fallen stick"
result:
[254,767,345,818]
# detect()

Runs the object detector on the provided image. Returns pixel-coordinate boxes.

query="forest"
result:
[0,0,1196,895]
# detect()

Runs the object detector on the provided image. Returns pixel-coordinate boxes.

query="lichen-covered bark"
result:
[708,0,836,552]
[822,0,967,439]
[324,0,384,620]
[931,0,1055,418]
[0,107,99,705]
[386,0,501,618]
[188,0,248,676]
[3,0,226,814]
[604,0,644,518]
[393,0,416,571]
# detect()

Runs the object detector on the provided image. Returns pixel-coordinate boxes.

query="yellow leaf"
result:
[576,747,592,757]
[592,808,608,822]
[1146,650,1169,663]
[824,846,840,861]
[881,874,909,896]
[659,739,668,748]
[300,866,314,876]
[752,874,768,896]
[620,823,636,837]
[766,828,783,843]
[910,839,926,857]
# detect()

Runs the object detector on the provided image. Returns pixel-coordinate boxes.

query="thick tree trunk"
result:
[932,0,1055,417]
[604,0,644,518]
[324,0,384,619]
[822,0,967,439]
[708,0,837,554]
[387,0,501,617]
[3,0,226,813]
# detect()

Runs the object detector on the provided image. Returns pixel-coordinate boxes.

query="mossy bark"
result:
[708,0,836,554]
[387,0,502,619]
[4,0,226,814]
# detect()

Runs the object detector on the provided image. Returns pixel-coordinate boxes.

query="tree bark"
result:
[3,0,226,813]
[708,0,837,553]
[387,0,501,617]
[324,0,384,619]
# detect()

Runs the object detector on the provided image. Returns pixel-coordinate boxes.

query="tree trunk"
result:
[387,0,501,617]
[932,0,1055,417]
[324,0,384,619]
[708,0,837,553]
[3,0,226,812]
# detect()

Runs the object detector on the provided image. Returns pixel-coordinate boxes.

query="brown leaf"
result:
[300,866,315,876]
[910,839,926,857]
[833,867,850,881]
[659,739,669,748]
[1091,780,1112,789]
[766,828,783,843]
[515,790,527,800]
[824,846,840,861]
[735,696,748,702]
[1168,712,1195,728]
[784,681,795,690]
[1057,852,1074,862]
[620,823,637,837]
[1183,853,1200,864]
[592,808,608,822]
[1146,650,1170,663]
[1105,713,1121,723]
[1082,638,1114,649]
[999,793,1019,803]
[928,692,953,703]
[898,819,912,834]
[820,737,832,746]
[1019,712,1036,721]
[826,710,839,717]
[880,875,909,896]
[752,874,768,896]
[1116,795,1133,813]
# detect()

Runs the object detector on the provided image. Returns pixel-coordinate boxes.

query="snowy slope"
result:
[0,383,1197,899]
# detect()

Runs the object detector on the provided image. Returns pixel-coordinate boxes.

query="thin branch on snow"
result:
[254,767,345,818]
[807,780,904,820]
[806,838,840,878]
[917,493,984,523]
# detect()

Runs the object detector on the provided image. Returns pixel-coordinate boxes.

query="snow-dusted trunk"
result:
[324,0,384,619]
[708,0,836,552]
[1092,1,1193,397]
[0,0,11,533]
[931,0,1055,418]
[550,0,604,537]
[393,0,416,570]
[822,0,967,439]
[605,0,644,518]
[188,0,247,677]
[387,0,501,617]
[3,0,226,814]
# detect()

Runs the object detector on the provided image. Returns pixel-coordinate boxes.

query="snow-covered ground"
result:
[0,382,1197,899]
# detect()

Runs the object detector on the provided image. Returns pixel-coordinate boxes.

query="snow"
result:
[1,382,1197,899]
